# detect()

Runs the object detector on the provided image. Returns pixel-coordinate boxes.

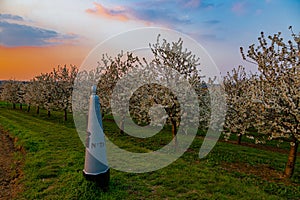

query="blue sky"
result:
[0,0,299,79]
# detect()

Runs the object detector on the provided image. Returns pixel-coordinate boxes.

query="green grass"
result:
[0,103,299,199]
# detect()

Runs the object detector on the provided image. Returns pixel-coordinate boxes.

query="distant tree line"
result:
[0,65,77,121]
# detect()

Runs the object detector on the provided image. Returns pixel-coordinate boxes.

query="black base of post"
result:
[83,168,110,191]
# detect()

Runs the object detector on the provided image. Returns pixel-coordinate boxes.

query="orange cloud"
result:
[86,2,129,22]
[0,45,91,80]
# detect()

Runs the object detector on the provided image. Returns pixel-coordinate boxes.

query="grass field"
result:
[0,102,299,199]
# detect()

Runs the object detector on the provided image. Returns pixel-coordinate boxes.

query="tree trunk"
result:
[64,109,68,121]
[20,103,22,110]
[284,140,298,178]
[27,105,30,112]
[237,134,242,145]
[13,103,16,109]
[171,119,178,147]
[36,106,40,114]
[47,110,51,117]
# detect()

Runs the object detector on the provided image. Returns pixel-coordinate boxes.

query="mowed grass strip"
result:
[0,105,299,199]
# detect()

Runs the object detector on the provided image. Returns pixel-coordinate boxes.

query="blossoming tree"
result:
[240,27,300,178]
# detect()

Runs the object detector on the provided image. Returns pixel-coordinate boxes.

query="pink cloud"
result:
[86,2,129,21]
[184,0,201,8]
[85,2,191,28]
[255,9,263,15]
[231,2,246,15]
[85,2,154,26]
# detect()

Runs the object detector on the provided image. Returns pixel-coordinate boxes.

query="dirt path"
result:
[0,128,23,200]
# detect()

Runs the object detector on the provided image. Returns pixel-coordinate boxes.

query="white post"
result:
[83,85,109,190]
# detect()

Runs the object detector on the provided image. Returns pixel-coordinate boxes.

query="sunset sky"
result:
[0,0,299,80]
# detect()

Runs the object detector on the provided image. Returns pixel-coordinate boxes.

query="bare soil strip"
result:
[0,128,23,200]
